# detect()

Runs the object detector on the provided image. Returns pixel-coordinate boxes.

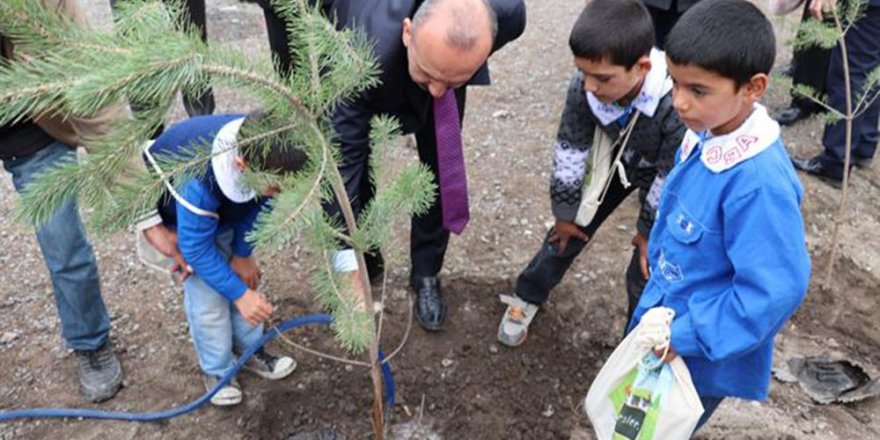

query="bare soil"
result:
[1,1,879,439]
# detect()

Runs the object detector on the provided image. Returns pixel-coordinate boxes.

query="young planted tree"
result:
[782,0,880,283]
[0,0,435,437]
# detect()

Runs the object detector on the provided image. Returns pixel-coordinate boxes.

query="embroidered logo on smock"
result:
[658,250,684,283]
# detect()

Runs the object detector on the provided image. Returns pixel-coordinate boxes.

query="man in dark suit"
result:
[255,0,526,330]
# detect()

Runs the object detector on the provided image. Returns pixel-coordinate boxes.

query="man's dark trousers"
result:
[818,5,880,169]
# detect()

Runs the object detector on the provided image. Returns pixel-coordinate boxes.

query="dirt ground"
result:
[1,0,879,439]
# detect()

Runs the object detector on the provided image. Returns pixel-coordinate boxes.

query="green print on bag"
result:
[608,354,674,440]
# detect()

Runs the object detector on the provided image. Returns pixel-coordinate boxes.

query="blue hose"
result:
[0,314,395,423]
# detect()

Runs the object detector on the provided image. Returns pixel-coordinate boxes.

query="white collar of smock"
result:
[586,48,673,126]
[678,103,780,173]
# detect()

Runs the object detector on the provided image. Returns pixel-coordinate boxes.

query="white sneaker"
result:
[204,374,242,406]
[245,349,297,380]
[497,294,539,347]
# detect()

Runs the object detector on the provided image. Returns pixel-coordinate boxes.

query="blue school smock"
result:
[630,104,811,400]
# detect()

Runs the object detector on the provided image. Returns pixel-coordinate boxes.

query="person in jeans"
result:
[0,0,125,403]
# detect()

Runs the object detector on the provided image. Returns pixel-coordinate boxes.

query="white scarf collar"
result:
[678,103,780,173]
[586,48,673,126]
[211,117,256,203]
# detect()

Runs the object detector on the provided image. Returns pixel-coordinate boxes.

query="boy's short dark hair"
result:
[665,0,776,88]
[568,0,654,69]
[239,110,308,174]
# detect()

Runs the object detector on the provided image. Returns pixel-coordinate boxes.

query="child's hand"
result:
[231,256,262,290]
[549,220,589,255]
[654,345,678,363]
[234,289,273,325]
[631,232,649,280]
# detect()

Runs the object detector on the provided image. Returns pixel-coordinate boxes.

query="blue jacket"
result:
[147,114,266,302]
[630,105,811,400]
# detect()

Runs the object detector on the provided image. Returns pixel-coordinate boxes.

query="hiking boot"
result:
[497,294,539,347]
[245,349,296,380]
[74,342,123,403]
[203,374,242,406]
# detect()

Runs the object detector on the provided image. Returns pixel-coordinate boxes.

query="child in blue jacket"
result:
[145,112,307,406]
[628,0,812,432]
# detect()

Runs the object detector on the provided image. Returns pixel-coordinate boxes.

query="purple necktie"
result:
[434,89,470,234]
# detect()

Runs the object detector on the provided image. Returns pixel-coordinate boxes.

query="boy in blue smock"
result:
[144,112,306,406]
[629,0,812,432]
[497,0,684,347]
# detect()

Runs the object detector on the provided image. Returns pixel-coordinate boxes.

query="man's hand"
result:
[234,289,273,325]
[231,255,262,290]
[548,220,590,255]
[143,224,191,282]
[631,232,650,280]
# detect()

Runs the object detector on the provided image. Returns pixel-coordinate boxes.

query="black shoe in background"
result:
[777,104,815,126]
[853,156,873,169]
[791,156,847,189]
[411,276,446,331]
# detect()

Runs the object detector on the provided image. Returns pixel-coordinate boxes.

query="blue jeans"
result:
[183,230,263,377]
[2,141,110,351]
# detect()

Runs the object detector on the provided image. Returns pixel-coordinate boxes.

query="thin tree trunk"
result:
[824,8,854,284]
[326,162,385,439]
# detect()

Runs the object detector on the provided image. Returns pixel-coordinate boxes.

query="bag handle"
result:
[594,111,640,207]
[142,141,220,219]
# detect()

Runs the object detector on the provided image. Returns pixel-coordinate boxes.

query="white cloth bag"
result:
[574,113,639,227]
[585,308,704,440]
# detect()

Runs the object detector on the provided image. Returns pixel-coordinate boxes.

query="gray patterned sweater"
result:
[551,71,684,235]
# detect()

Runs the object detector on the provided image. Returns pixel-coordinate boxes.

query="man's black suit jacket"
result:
[323,0,526,219]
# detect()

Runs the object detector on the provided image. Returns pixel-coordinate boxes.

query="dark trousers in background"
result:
[515,173,648,323]
[645,0,682,50]
[109,0,215,117]
[790,1,832,111]
[819,5,880,168]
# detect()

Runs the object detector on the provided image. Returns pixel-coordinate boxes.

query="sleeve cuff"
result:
[670,314,702,357]
[226,279,248,302]
[636,216,652,236]
[551,204,578,222]
[331,249,358,272]
[135,210,162,231]
[232,241,253,258]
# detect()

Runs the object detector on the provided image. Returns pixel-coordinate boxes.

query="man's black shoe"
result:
[791,156,845,189]
[777,105,814,126]
[411,277,446,331]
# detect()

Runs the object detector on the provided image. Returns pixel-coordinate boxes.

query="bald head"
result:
[412,0,497,50]
[402,0,497,97]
